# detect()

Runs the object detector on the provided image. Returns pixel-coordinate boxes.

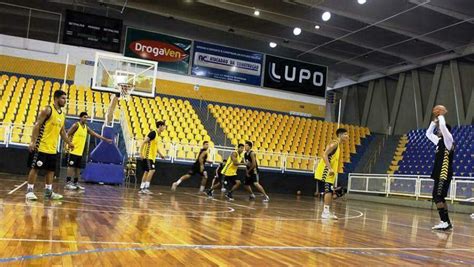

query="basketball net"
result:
[117,82,134,101]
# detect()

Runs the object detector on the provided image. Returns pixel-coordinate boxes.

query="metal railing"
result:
[120,133,320,174]
[1,99,119,147]
[348,173,474,203]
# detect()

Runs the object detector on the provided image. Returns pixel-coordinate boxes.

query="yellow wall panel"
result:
[0,55,324,116]
[156,79,325,117]
[0,55,75,80]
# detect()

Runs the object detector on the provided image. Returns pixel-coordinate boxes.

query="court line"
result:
[0,202,236,217]
[7,181,27,195]
[57,199,235,214]
[184,192,257,210]
[0,243,473,264]
[0,200,363,221]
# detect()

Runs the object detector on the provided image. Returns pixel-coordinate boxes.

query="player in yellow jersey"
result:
[206,144,245,199]
[65,111,112,190]
[314,128,349,220]
[26,90,75,201]
[139,120,166,194]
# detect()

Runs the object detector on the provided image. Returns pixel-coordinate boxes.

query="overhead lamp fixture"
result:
[269,42,277,48]
[322,11,331,21]
[293,27,302,36]
[315,25,320,30]
[358,0,367,4]
[254,10,260,16]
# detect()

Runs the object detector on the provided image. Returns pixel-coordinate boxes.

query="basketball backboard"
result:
[92,52,158,98]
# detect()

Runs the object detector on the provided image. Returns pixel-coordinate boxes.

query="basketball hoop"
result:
[117,82,134,101]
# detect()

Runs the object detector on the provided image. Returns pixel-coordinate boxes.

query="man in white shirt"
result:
[426,105,455,231]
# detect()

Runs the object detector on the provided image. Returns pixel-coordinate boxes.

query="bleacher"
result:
[208,104,370,172]
[122,96,212,159]
[0,74,212,160]
[389,125,473,177]
[0,73,373,172]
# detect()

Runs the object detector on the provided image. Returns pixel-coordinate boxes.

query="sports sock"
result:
[45,184,52,190]
[27,184,34,191]
[73,177,79,184]
[199,185,205,192]
[176,179,182,185]
[145,182,150,188]
[323,205,330,213]
[438,207,451,224]
[66,176,72,183]
[140,182,146,189]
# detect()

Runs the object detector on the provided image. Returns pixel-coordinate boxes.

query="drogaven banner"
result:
[124,27,192,75]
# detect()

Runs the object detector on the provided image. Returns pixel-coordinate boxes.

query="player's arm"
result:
[438,115,453,150]
[67,122,79,139]
[323,141,338,175]
[60,124,74,150]
[28,107,51,152]
[248,152,257,173]
[87,127,113,144]
[157,146,166,159]
[425,120,439,145]
[105,94,119,126]
[231,152,239,166]
[215,164,221,178]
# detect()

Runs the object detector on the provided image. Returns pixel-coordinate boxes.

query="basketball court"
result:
[0,173,472,265]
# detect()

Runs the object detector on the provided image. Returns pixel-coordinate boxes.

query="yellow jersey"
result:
[314,140,341,184]
[37,104,65,154]
[221,151,243,176]
[140,129,159,160]
[70,122,88,156]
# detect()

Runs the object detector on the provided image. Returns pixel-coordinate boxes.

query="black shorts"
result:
[432,177,451,203]
[317,180,334,194]
[27,151,57,172]
[67,154,83,168]
[141,159,156,172]
[225,175,240,183]
[244,173,259,186]
[188,164,207,177]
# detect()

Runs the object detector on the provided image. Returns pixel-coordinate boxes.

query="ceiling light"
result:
[293,27,302,36]
[322,11,331,21]
[269,42,277,48]
[357,0,367,4]
[315,25,320,30]
[254,10,260,16]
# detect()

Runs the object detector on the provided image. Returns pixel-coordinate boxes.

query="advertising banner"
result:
[124,28,192,74]
[264,55,327,97]
[191,41,263,86]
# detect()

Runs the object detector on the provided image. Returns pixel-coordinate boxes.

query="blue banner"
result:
[191,41,263,86]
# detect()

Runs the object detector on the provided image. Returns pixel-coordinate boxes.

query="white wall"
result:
[0,34,325,105]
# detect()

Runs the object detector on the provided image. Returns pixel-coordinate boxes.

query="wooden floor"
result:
[0,174,473,266]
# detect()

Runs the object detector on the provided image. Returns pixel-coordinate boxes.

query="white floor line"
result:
[0,201,362,221]
[0,237,471,252]
[57,199,235,214]
[183,192,257,210]
[7,181,27,195]
[0,201,235,216]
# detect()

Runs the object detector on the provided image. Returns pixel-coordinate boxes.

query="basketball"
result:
[432,105,447,116]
